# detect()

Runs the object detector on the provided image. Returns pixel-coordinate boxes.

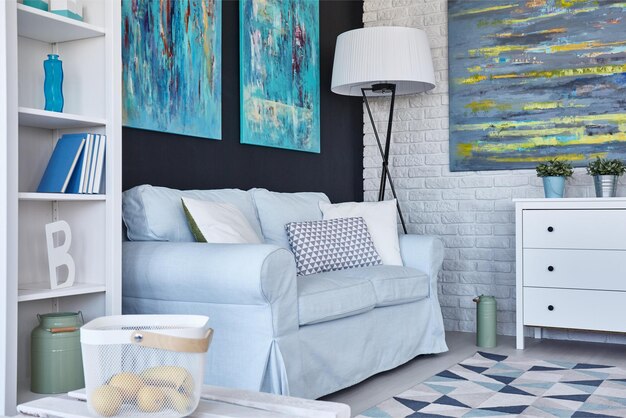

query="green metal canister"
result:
[473,295,497,348]
[31,311,85,394]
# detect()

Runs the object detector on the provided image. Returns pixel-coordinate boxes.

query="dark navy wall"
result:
[122,0,364,203]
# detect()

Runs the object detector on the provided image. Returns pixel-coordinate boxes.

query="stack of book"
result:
[37,133,106,194]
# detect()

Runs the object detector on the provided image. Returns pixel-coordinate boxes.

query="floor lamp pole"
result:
[362,84,408,234]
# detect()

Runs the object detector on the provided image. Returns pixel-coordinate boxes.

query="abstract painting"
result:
[122,0,221,139]
[449,0,626,171]
[240,0,320,153]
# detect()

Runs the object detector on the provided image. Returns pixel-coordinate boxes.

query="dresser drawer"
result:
[524,287,626,332]
[523,249,626,291]
[523,209,626,250]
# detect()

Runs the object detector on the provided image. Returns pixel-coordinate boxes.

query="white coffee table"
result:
[16,385,351,418]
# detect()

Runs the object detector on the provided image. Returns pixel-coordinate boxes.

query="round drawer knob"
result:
[547,226,554,232]
[548,305,554,311]
[548,266,554,272]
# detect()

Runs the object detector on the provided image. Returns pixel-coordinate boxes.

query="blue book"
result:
[37,134,87,193]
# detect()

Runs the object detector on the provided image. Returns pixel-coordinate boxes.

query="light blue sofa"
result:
[122,185,448,400]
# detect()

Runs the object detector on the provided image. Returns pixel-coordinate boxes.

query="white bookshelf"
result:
[18,192,106,201]
[0,1,121,415]
[18,107,106,129]
[17,3,105,43]
[18,283,107,303]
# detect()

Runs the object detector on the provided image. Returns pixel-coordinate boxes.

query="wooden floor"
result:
[321,331,626,417]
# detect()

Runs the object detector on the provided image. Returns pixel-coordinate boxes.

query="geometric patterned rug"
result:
[356,351,626,417]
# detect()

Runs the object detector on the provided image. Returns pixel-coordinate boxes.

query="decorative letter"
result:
[45,220,75,289]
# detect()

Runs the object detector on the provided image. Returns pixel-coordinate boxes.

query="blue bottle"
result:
[44,54,64,112]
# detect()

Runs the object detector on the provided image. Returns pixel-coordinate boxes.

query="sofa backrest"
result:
[250,189,330,249]
[123,185,263,242]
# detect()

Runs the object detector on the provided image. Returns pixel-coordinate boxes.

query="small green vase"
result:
[31,312,84,394]
[474,295,497,348]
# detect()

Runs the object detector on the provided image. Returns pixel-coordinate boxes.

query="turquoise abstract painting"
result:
[240,0,320,153]
[122,0,221,139]
[449,0,626,171]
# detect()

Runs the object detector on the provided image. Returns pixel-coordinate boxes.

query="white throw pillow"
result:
[319,200,403,266]
[182,197,262,244]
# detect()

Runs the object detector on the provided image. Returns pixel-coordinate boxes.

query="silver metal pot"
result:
[593,175,618,197]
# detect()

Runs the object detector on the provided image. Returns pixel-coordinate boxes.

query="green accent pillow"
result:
[182,199,207,242]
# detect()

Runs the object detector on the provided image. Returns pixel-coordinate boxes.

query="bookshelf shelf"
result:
[18,192,106,201]
[18,107,106,129]
[18,283,107,302]
[17,4,105,43]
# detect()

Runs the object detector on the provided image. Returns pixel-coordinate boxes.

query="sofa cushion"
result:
[123,185,263,242]
[297,274,376,326]
[332,265,430,307]
[319,199,403,266]
[251,189,330,249]
[286,217,382,276]
[181,197,262,244]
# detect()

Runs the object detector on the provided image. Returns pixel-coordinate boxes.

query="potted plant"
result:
[586,157,625,197]
[536,158,574,198]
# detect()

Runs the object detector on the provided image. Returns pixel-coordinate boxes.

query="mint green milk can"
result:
[31,312,85,393]
[473,295,497,348]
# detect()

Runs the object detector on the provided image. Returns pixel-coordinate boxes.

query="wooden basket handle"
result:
[130,328,213,353]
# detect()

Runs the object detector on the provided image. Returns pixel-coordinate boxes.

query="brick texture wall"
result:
[362,0,626,342]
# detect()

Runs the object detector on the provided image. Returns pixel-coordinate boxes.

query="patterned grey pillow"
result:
[285,217,382,276]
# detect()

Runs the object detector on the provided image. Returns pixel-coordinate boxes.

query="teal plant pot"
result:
[542,176,565,198]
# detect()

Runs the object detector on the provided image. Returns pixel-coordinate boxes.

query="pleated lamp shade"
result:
[331,26,436,96]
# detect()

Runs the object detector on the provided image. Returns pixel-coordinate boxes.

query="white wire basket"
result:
[80,315,212,417]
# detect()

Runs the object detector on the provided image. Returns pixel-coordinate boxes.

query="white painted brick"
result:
[494,249,515,262]
[476,237,510,249]
[409,166,441,177]
[459,248,492,260]
[442,189,474,200]
[444,260,476,272]
[409,143,441,154]
[425,224,458,235]
[425,177,458,189]
[458,200,494,212]
[459,177,493,188]
[442,236,475,248]
[494,176,530,187]
[424,201,458,212]
[425,154,449,165]
[476,188,511,200]
[363,0,391,12]
[493,224,515,236]
[458,224,492,236]
[476,261,512,273]
[441,212,474,224]
[409,212,440,224]
[409,189,441,201]
[460,272,494,284]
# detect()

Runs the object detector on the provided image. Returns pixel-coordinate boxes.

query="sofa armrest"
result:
[399,234,444,281]
[123,241,297,306]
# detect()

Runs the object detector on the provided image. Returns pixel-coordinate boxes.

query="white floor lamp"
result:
[331,26,436,233]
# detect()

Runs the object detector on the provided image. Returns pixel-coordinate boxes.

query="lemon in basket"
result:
[109,372,144,401]
[91,385,123,417]
[137,386,167,413]
[141,366,194,394]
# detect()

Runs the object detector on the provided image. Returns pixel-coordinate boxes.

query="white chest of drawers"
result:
[515,198,626,349]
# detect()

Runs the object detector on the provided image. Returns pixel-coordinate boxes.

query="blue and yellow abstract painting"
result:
[122,0,221,139]
[240,0,320,153]
[449,0,626,171]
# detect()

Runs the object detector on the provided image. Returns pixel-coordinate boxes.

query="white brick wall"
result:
[363,0,626,343]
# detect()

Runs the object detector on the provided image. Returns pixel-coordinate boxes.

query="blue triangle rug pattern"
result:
[356,352,626,417]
